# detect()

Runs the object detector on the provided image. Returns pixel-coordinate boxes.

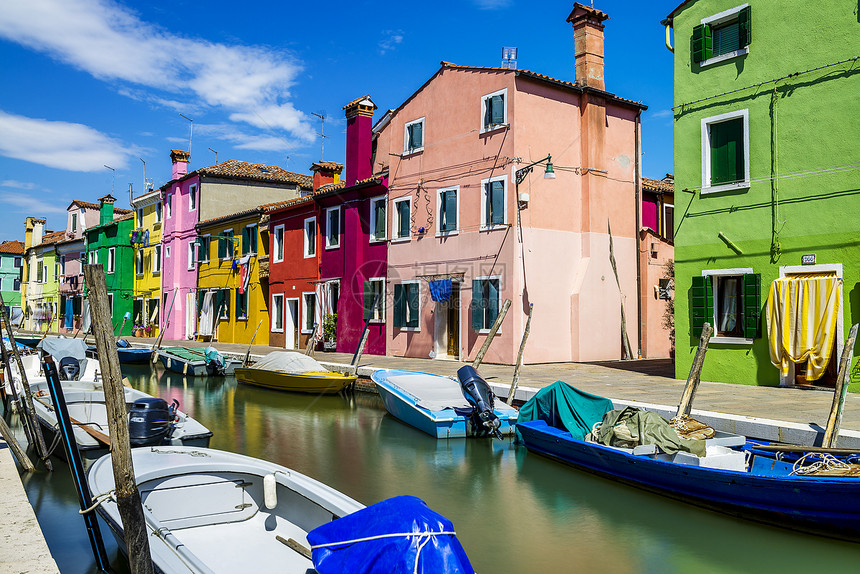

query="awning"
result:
[766,274,841,381]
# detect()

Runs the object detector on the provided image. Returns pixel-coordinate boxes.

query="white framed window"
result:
[197,235,210,263]
[71,213,78,233]
[13,278,20,291]
[272,293,284,332]
[302,291,317,334]
[481,175,507,229]
[136,208,144,226]
[165,246,171,258]
[14,256,22,268]
[403,117,424,155]
[694,4,751,68]
[136,249,144,275]
[325,206,341,249]
[165,193,172,219]
[701,109,750,195]
[664,204,675,242]
[437,186,459,235]
[392,197,412,241]
[59,255,66,276]
[189,184,197,211]
[107,248,116,274]
[153,245,162,274]
[155,201,163,223]
[369,196,387,242]
[364,277,385,323]
[303,217,317,258]
[393,280,420,331]
[107,293,114,318]
[87,251,97,265]
[472,275,502,332]
[187,241,196,270]
[697,268,756,344]
[273,224,285,263]
[481,88,507,132]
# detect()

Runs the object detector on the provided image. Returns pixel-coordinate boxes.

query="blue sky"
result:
[0,0,676,241]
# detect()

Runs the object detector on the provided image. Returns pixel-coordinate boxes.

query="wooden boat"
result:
[87,339,153,364]
[10,334,44,348]
[157,346,242,376]
[235,351,356,394]
[371,369,518,439]
[87,447,475,573]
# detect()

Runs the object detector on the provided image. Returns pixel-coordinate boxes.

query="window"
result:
[404,118,424,154]
[664,204,675,242]
[482,88,507,132]
[107,247,116,274]
[325,207,341,249]
[393,197,411,240]
[393,282,420,329]
[197,235,210,263]
[302,292,317,333]
[136,208,143,226]
[691,269,760,343]
[165,246,171,258]
[471,277,501,331]
[13,278,20,291]
[242,224,257,255]
[215,288,230,319]
[59,255,66,276]
[218,229,235,260]
[14,257,21,268]
[369,196,387,242]
[363,278,385,323]
[136,249,144,275]
[71,213,78,233]
[481,176,506,228]
[437,187,458,234]
[153,245,161,274]
[107,293,114,318]
[273,225,285,263]
[235,290,247,320]
[87,251,97,265]
[304,217,317,258]
[36,261,43,283]
[54,263,59,280]
[155,201,163,223]
[701,109,749,194]
[693,4,751,67]
[165,194,172,219]
[189,184,197,211]
[272,294,284,331]
[147,298,159,326]
[187,241,196,270]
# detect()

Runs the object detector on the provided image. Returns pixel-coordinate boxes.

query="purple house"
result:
[315,96,388,356]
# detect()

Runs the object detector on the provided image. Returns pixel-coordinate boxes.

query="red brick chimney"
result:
[567,2,610,91]
[170,149,190,180]
[311,161,344,192]
[342,96,377,187]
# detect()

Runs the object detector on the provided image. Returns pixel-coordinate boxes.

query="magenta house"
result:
[315,96,388,356]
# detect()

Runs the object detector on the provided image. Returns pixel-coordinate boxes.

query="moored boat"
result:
[87,339,153,364]
[235,351,356,394]
[157,346,242,376]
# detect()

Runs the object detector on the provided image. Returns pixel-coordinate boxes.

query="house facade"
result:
[0,240,24,323]
[376,4,648,364]
[21,218,64,332]
[131,188,164,337]
[665,0,860,390]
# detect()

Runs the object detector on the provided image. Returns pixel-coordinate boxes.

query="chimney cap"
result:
[99,194,117,204]
[343,95,377,118]
[170,149,190,163]
[311,161,344,174]
[567,2,609,25]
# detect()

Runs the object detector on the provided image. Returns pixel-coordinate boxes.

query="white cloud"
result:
[0,0,313,139]
[0,110,130,171]
[196,123,301,152]
[650,109,674,119]
[379,30,404,55]
[473,0,512,9]
[1,180,37,190]
[0,192,69,215]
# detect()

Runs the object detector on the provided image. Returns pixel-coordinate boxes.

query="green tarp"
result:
[516,381,614,442]
[596,407,706,457]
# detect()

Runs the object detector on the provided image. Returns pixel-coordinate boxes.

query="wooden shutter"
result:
[491,94,504,125]
[393,283,405,328]
[445,190,457,230]
[742,273,761,338]
[215,289,224,317]
[363,281,373,320]
[710,118,744,185]
[690,275,714,334]
[692,24,712,63]
[472,279,484,330]
[241,227,249,255]
[738,6,751,47]
[407,284,419,328]
[398,201,410,238]
[490,181,504,224]
[217,233,225,259]
[374,201,385,239]
[487,279,499,326]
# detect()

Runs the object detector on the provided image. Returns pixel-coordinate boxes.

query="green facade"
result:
[669,1,860,390]
[85,213,135,329]
[0,252,23,309]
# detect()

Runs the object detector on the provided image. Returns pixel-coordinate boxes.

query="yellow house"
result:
[195,207,269,346]
[130,189,163,337]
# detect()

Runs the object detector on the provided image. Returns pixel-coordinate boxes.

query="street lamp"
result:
[515,154,555,205]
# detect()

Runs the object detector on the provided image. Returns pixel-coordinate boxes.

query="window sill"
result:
[237,317,248,322]
[701,181,750,195]
[397,326,420,332]
[370,237,387,244]
[699,47,749,68]
[325,244,341,251]
[711,336,753,345]
[369,319,385,325]
[272,328,284,333]
[402,148,424,157]
[153,271,161,276]
[436,230,459,238]
[390,237,412,244]
[477,328,502,335]
[273,257,284,264]
[480,123,508,135]
[480,224,507,232]
[300,329,314,334]
[303,253,316,259]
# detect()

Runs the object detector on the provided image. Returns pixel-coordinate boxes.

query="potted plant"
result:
[322,313,337,351]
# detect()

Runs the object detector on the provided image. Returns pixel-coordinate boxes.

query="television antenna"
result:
[501,47,518,69]
[104,165,115,194]
[311,112,329,160]
[208,147,218,165]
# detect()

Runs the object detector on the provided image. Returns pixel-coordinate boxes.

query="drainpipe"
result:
[634,110,643,359]
[662,20,674,53]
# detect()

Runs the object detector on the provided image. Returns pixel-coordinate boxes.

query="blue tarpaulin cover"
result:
[516,380,614,442]
[307,495,475,574]
[429,279,452,302]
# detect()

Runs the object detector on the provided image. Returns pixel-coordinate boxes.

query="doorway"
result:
[433,283,459,360]
[285,299,299,349]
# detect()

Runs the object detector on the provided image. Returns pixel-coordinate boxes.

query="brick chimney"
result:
[170,149,190,180]
[342,96,377,187]
[25,217,46,249]
[310,161,344,192]
[567,2,610,91]
[99,194,116,226]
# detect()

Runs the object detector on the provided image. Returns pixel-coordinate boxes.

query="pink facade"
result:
[639,228,674,359]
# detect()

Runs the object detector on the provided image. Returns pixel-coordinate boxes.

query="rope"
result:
[310,530,457,574]
[790,453,851,476]
[79,489,116,514]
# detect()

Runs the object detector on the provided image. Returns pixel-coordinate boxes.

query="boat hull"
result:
[117,348,153,364]
[235,368,356,394]
[158,348,241,376]
[518,420,860,541]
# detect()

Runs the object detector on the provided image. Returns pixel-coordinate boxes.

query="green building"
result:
[85,195,135,329]
[0,240,24,321]
[664,1,860,391]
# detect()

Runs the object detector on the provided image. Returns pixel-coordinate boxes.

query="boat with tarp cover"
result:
[517,381,860,541]
[87,446,475,573]
[235,351,356,394]
[157,346,242,376]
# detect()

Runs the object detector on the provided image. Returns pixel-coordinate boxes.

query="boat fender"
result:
[183,362,188,375]
[264,473,277,509]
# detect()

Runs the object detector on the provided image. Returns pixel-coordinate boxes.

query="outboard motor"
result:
[203,346,226,375]
[456,366,503,439]
[58,356,81,381]
[128,398,179,447]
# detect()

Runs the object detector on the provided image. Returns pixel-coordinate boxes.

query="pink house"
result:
[377,3,654,364]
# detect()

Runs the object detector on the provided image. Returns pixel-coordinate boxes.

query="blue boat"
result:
[517,382,860,541]
[115,339,153,363]
[371,369,518,439]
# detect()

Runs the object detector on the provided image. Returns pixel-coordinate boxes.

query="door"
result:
[285,299,299,349]
[447,284,460,359]
[185,292,196,340]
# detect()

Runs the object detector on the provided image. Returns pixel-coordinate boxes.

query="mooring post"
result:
[151,288,177,362]
[84,264,154,574]
[243,319,263,366]
[472,298,512,370]
[507,303,533,406]
[823,323,859,449]
[350,292,381,371]
[677,322,714,419]
[0,412,34,472]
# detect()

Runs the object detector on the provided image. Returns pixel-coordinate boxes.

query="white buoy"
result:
[263,473,277,509]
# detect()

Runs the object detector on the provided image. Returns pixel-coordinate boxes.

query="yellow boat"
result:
[235,351,357,394]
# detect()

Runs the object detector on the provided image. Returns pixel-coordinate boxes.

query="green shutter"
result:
[250,226,257,253]
[374,201,385,239]
[398,201,410,238]
[393,284,405,328]
[241,227,249,255]
[690,275,714,335]
[711,118,744,185]
[363,281,373,320]
[692,24,712,63]
[223,289,230,317]
[198,290,205,315]
[487,279,499,326]
[491,94,504,125]
[738,6,751,47]
[472,279,484,330]
[407,284,419,328]
[444,190,457,231]
[217,233,225,259]
[490,181,504,224]
[215,289,224,316]
[743,273,761,338]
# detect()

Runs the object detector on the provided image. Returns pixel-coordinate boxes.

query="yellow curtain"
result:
[766,275,841,381]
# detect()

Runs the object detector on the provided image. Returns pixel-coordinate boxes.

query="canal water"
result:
[13,363,860,573]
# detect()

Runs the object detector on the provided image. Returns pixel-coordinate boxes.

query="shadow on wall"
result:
[849,281,860,391]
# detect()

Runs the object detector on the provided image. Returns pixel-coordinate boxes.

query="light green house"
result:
[664,1,860,391]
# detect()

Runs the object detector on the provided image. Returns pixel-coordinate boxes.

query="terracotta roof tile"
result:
[342,95,373,110]
[311,161,344,173]
[70,200,101,210]
[643,177,675,193]
[41,231,67,245]
[0,240,24,255]
[196,160,312,188]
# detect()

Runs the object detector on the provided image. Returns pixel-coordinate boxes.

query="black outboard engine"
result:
[58,356,81,381]
[457,366,503,439]
[128,398,179,447]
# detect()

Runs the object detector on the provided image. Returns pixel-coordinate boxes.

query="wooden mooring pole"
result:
[84,264,154,574]
[350,292,381,371]
[822,323,859,449]
[507,303,533,406]
[0,412,34,472]
[151,288,177,362]
[676,322,714,419]
[243,319,264,366]
[472,298,512,370]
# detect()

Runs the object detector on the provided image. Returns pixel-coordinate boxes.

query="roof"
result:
[643,177,675,194]
[68,200,100,210]
[311,161,344,174]
[41,231,67,245]
[0,240,24,255]
[197,207,264,229]
[664,1,693,22]
[342,95,375,110]
[194,160,312,188]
